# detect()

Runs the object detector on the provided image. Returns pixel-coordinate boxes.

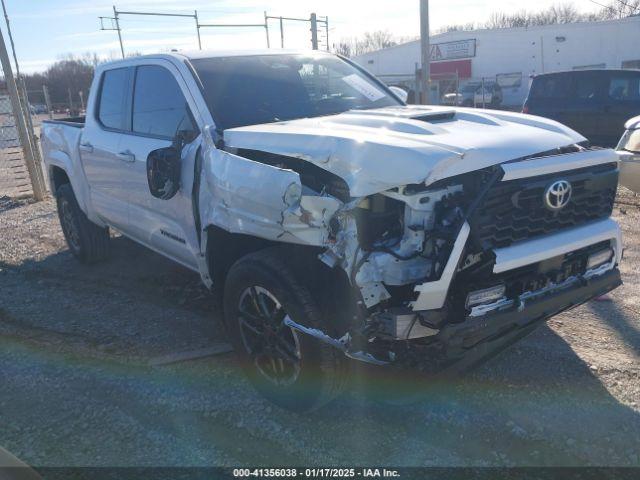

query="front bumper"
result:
[435,268,622,374]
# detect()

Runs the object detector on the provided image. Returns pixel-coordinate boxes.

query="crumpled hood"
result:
[223,105,586,197]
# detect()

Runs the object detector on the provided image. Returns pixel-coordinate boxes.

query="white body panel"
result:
[224,105,587,197]
[41,51,623,319]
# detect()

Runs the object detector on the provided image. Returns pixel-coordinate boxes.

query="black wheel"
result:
[224,248,346,412]
[56,183,110,264]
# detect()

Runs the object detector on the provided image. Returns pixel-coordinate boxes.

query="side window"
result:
[607,75,640,102]
[574,74,600,101]
[132,65,196,139]
[98,68,130,130]
[530,75,569,99]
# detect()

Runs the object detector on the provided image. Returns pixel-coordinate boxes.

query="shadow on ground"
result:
[0,229,639,467]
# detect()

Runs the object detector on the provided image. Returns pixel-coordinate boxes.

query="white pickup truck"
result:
[42,50,623,411]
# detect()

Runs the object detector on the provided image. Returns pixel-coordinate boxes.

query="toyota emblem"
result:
[544,180,572,210]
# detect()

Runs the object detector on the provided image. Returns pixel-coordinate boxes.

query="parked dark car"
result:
[523,69,640,147]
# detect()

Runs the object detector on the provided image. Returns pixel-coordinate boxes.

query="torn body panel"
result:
[199,128,342,249]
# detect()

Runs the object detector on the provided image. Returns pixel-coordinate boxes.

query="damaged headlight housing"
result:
[587,248,614,271]
[466,284,506,309]
[284,183,302,207]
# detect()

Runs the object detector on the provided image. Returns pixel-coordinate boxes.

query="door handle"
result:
[79,142,93,153]
[117,150,136,163]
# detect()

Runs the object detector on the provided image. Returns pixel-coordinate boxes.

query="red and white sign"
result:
[430,39,476,61]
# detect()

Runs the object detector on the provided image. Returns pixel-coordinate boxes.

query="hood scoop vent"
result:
[411,111,456,123]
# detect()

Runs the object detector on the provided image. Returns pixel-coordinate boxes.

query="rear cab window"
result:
[97,68,131,130]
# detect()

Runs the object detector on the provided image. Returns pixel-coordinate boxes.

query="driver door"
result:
[119,61,201,270]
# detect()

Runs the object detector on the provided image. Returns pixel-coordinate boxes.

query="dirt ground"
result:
[0,190,639,468]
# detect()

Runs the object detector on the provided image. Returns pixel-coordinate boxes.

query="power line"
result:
[586,0,639,16]
[613,0,640,13]
[587,0,624,14]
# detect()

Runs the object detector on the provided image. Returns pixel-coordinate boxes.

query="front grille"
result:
[470,162,618,249]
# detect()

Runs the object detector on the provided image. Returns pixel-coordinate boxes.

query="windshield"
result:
[191,54,401,130]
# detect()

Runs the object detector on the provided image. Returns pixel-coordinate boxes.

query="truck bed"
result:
[42,116,85,128]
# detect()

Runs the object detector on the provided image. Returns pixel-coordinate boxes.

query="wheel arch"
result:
[204,224,355,331]
[50,165,70,193]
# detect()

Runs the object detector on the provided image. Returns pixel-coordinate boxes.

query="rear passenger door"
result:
[81,66,133,231]
[118,61,202,270]
[599,72,640,147]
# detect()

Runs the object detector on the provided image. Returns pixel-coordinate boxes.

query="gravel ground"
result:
[0,191,639,468]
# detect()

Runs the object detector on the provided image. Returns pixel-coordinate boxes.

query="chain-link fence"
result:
[0,89,33,198]
[0,29,47,200]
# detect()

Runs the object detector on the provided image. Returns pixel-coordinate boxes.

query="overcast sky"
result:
[1,0,603,73]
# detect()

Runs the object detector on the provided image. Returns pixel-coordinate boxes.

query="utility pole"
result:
[325,16,329,52]
[68,87,74,112]
[195,10,202,50]
[113,5,125,58]
[0,30,46,200]
[279,16,284,48]
[43,85,53,119]
[310,13,318,50]
[79,90,85,111]
[420,0,430,104]
[264,11,270,48]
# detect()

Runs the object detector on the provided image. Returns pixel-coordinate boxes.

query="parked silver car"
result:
[617,115,640,194]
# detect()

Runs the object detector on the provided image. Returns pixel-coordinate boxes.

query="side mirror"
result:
[146,130,198,200]
[147,141,182,201]
[389,86,408,103]
[147,146,181,200]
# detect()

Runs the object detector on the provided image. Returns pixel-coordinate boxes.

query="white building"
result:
[353,16,640,108]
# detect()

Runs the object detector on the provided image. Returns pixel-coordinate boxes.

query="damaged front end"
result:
[200,124,622,373]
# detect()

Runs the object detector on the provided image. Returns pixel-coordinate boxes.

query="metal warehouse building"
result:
[353,15,640,108]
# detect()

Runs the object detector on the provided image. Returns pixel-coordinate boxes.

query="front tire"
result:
[56,183,110,264]
[224,248,346,412]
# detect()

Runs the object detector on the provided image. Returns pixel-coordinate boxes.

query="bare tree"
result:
[333,30,402,57]
[23,54,95,108]
[597,0,640,19]
[439,1,640,33]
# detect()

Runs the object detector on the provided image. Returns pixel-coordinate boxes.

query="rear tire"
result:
[56,183,110,264]
[224,248,346,412]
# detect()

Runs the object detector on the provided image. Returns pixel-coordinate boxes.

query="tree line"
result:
[15,0,640,103]
[21,52,139,110]
[335,1,640,57]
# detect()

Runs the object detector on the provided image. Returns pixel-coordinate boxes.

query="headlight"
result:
[587,248,613,271]
[284,183,302,207]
